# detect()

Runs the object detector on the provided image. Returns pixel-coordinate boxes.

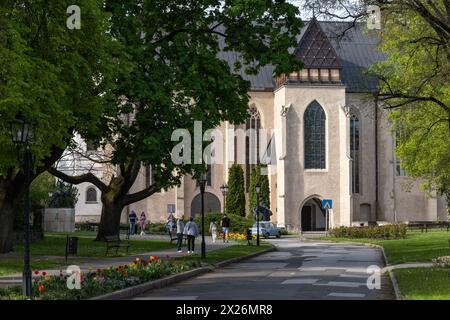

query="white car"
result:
[250,222,282,239]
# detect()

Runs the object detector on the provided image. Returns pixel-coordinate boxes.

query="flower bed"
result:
[219,232,256,242]
[432,256,450,268]
[7,256,199,300]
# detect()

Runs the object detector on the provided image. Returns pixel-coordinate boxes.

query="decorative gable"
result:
[276,18,344,88]
[295,17,342,69]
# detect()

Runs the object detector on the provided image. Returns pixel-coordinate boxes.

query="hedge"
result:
[194,212,255,235]
[329,224,407,240]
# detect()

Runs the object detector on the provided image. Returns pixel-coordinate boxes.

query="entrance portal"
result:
[300,198,326,232]
[190,192,221,217]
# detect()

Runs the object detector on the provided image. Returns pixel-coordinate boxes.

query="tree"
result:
[50,0,304,240]
[0,1,118,252]
[226,165,246,217]
[248,165,270,217]
[373,1,450,206]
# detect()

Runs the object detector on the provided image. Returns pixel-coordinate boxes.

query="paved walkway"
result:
[0,237,233,288]
[131,238,395,300]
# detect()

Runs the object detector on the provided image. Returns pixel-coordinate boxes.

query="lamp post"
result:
[198,170,207,260]
[10,113,35,297]
[220,183,228,214]
[255,183,261,247]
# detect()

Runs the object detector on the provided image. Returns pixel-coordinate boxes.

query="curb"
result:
[388,269,403,300]
[91,246,275,300]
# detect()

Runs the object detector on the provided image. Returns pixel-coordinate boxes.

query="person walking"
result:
[209,218,218,243]
[183,217,199,254]
[128,210,138,235]
[221,213,231,243]
[139,212,147,236]
[176,216,185,253]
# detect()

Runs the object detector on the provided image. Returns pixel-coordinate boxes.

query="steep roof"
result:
[219,21,386,93]
[294,17,343,69]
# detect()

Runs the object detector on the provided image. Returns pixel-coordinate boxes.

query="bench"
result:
[105,235,130,256]
[168,229,187,244]
[408,221,450,233]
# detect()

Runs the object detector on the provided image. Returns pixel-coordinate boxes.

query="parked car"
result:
[250,222,281,239]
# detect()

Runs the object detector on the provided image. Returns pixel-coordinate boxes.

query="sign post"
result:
[322,200,333,234]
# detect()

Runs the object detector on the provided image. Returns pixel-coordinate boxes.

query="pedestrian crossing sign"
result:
[322,200,333,210]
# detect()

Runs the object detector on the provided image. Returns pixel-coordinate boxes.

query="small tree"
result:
[226,165,246,217]
[249,165,270,217]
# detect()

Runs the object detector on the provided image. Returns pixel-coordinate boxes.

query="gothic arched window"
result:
[350,114,360,193]
[304,101,326,169]
[246,105,261,191]
[86,187,97,203]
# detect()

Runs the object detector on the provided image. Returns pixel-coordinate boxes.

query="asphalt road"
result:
[131,237,395,300]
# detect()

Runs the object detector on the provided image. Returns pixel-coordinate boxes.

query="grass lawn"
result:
[13,234,176,258]
[319,230,450,264]
[394,268,450,300]
[0,233,176,276]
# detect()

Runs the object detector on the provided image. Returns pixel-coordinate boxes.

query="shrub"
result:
[248,165,270,217]
[193,212,255,235]
[329,224,407,240]
[226,165,246,216]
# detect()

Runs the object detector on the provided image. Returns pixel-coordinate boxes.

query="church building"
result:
[61,19,448,232]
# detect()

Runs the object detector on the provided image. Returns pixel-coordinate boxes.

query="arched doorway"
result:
[190,192,221,217]
[300,198,326,232]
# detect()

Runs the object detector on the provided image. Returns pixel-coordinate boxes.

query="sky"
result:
[287,0,362,20]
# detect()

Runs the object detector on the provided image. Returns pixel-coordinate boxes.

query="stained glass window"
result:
[304,101,326,169]
[350,114,360,193]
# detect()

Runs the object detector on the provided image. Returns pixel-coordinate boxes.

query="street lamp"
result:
[255,183,261,247]
[198,169,208,260]
[220,183,228,214]
[10,113,35,297]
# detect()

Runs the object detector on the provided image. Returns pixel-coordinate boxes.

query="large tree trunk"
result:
[95,194,124,241]
[0,174,24,253]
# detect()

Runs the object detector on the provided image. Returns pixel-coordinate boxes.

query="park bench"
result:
[105,235,130,256]
[407,221,450,233]
[167,229,187,244]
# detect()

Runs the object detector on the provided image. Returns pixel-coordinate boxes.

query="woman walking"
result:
[209,218,218,243]
[139,212,147,236]
[183,217,199,254]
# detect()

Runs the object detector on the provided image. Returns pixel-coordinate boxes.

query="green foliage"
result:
[226,165,246,216]
[248,165,270,217]
[48,181,78,208]
[0,0,119,173]
[370,2,450,205]
[30,172,56,209]
[94,0,304,192]
[193,212,255,235]
[329,224,407,240]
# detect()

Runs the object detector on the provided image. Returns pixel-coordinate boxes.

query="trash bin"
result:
[246,228,253,245]
[66,236,79,262]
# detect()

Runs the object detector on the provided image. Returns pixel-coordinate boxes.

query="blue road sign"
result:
[322,200,333,210]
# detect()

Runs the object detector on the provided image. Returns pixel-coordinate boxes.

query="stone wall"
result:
[43,208,75,233]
